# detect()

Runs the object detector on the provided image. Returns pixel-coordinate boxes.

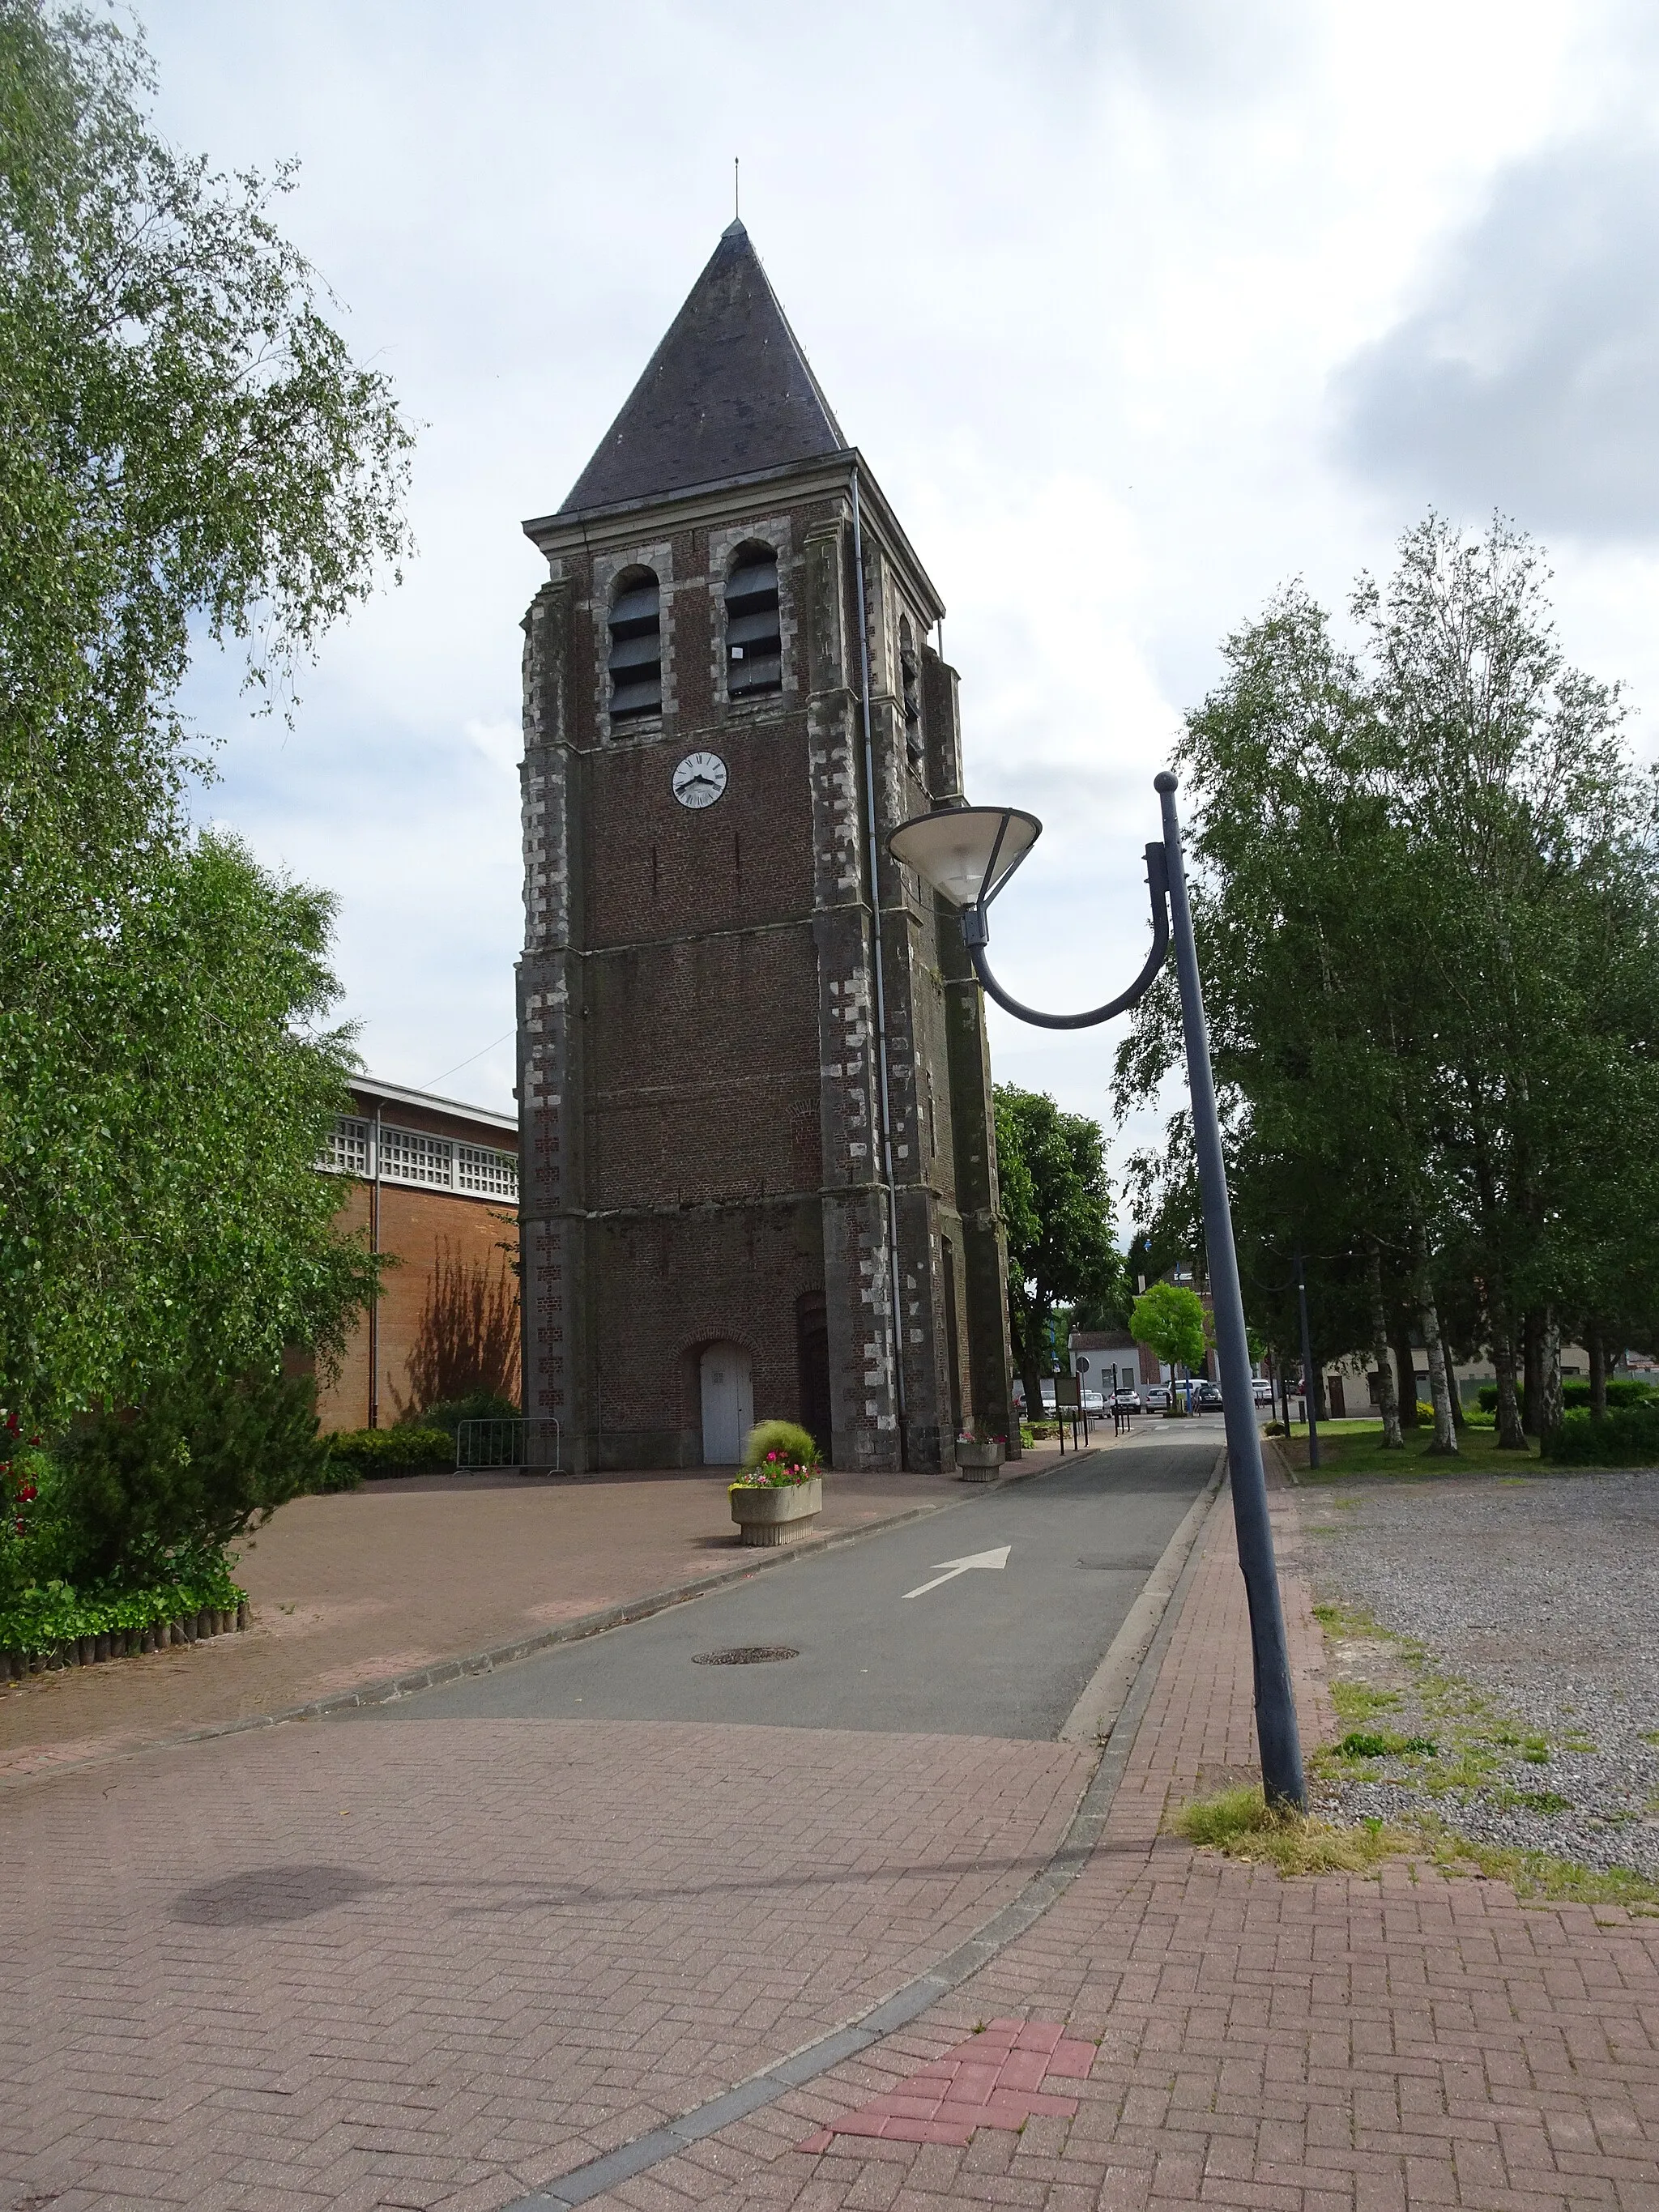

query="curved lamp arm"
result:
[960,841,1170,1029]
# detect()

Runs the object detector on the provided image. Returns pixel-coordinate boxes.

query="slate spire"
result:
[557,222,847,515]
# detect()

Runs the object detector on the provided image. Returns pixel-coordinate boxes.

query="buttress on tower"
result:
[516,221,1016,1474]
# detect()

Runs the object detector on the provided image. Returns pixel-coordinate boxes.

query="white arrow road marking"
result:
[902,1545,1012,1600]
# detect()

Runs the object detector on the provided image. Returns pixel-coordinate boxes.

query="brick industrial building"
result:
[515,221,1016,1473]
[317,1077,519,1433]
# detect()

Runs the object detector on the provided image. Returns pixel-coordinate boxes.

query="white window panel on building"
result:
[322,1116,518,1201]
[458,1143,518,1199]
[327,1118,371,1176]
[380,1127,454,1187]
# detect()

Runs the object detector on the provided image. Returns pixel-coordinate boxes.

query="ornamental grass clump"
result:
[734,1420,821,1488]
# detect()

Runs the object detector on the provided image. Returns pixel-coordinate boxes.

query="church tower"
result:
[516,223,1014,1473]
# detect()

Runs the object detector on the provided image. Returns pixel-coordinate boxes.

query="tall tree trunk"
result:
[1012,1298,1045,1433]
[1392,1315,1421,1428]
[1413,1226,1457,1455]
[1367,1242,1404,1448]
[1418,1304,1459,1454]
[1522,1310,1544,1436]
[1589,1324,1608,1420]
[1540,1306,1563,1446]
[1493,1327,1527,1450]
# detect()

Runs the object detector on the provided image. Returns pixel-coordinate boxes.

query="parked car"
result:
[1079,1387,1106,1415]
[1142,1383,1171,1410]
[1252,1379,1274,1405]
[1012,1379,1059,1417]
[1110,1387,1141,1412]
[1192,1380,1223,1412]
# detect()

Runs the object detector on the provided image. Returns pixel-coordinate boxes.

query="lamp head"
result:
[887,804,1042,910]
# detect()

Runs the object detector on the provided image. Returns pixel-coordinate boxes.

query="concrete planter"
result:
[730,1474,822,1546]
[954,1441,1004,1481]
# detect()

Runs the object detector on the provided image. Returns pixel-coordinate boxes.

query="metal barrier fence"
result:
[454,1417,562,1474]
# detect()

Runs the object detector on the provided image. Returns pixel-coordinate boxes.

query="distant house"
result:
[1071,1262,1225,1395]
[313,1076,519,1432]
[1068,1327,1149,1393]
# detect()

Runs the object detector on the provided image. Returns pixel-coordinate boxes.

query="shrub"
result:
[1542,1405,1659,1467]
[1476,1378,1655,1416]
[326,1426,452,1477]
[402,1391,519,1439]
[736,1419,819,1487]
[1,1558,246,1659]
[50,1370,329,1588]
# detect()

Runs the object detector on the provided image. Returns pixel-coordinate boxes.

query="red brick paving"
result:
[596,1477,1659,2211]
[795,2021,1097,2150]
[10,1456,1656,2212]
[0,1718,1090,2211]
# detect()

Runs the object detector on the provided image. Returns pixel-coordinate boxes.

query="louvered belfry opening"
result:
[898,615,924,769]
[608,567,663,721]
[724,544,782,698]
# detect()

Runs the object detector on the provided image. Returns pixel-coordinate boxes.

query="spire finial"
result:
[734,156,740,223]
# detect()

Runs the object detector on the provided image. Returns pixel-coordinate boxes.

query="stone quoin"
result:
[515,221,1015,1473]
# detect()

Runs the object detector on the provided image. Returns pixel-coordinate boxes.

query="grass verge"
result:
[1282,1420,1542,1481]
[1173,1786,1659,1909]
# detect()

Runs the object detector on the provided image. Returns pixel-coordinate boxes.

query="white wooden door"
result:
[699,1341,753,1465]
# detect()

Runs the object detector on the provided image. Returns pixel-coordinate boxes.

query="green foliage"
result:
[0,0,413,785]
[1476,1379,1653,1414]
[0,2,411,1434]
[736,1419,820,1486]
[326,1426,452,1477]
[49,1369,329,1587]
[402,1391,520,1439]
[1128,1281,1209,1372]
[1115,513,1659,1407]
[1337,1730,1438,1759]
[1542,1406,1659,1466]
[1,1557,244,1659]
[994,1085,1124,1403]
[5,833,382,1427]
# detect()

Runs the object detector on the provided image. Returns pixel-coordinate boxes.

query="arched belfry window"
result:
[898,616,924,770]
[608,567,662,722]
[724,544,782,699]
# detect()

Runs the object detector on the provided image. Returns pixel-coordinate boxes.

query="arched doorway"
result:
[699,1341,753,1465]
[796,1291,831,1460]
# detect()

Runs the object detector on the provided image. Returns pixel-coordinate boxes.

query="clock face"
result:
[672,751,728,809]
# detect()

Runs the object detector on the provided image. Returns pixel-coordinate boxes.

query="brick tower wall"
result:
[518,459,1013,1473]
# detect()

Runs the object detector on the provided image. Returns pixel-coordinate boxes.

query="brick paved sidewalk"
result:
[0,1718,1094,2212]
[601,1477,1659,2211]
[0,1455,1056,1781]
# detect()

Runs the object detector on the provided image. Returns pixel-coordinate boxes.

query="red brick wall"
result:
[316,1182,519,1433]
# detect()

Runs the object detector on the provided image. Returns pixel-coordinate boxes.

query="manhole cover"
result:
[692,1645,800,1665]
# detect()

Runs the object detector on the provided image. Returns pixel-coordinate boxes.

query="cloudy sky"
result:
[147,0,1659,1190]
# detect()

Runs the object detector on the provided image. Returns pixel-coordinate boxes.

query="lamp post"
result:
[889,774,1307,1811]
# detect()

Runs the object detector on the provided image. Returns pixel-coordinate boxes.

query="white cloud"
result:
[140,0,1659,1193]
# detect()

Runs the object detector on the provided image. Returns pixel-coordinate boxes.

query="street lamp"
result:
[890,774,1307,1811]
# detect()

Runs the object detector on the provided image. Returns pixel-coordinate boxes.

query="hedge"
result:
[1476,1378,1654,1415]
[1,1556,247,1661]
[1542,1404,1659,1466]
[324,1426,453,1478]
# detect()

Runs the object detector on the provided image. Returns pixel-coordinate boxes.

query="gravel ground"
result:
[1294,1468,1659,1877]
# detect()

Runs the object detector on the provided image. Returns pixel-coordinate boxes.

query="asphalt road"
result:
[351,1426,1222,1741]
